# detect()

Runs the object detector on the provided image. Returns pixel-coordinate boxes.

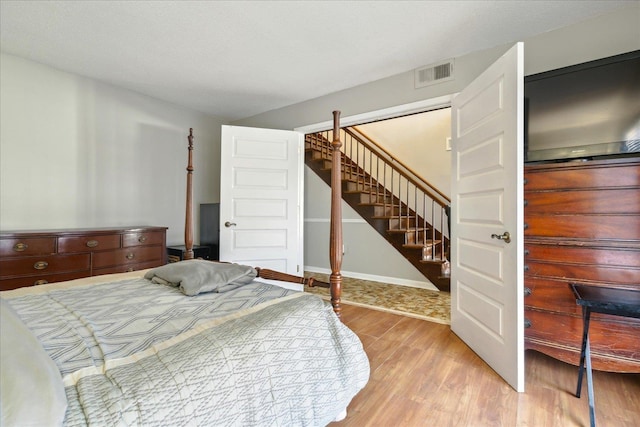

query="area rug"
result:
[304,272,450,325]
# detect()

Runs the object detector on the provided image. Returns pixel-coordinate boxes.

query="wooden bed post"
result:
[330,111,343,318]
[184,128,195,260]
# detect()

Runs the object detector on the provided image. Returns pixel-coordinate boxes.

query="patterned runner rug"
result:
[304,272,450,325]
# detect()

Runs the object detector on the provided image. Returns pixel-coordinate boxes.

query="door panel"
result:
[220,126,304,285]
[451,43,525,392]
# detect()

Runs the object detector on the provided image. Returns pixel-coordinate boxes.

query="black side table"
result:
[569,283,640,427]
[167,245,211,262]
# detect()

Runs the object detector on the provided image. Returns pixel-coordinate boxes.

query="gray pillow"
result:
[1,298,68,426]
[144,259,257,296]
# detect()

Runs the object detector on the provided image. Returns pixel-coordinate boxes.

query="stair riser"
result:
[358,193,391,204]
[373,205,402,217]
[388,217,417,230]
[405,231,430,245]
[420,244,442,261]
[345,181,380,193]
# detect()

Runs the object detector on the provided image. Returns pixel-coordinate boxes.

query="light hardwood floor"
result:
[333,304,640,427]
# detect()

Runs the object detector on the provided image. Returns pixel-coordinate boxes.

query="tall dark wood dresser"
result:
[524,157,640,372]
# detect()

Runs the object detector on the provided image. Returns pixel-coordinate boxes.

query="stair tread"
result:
[403,241,442,248]
[419,258,447,264]
[387,228,428,233]
[345,190,383,195]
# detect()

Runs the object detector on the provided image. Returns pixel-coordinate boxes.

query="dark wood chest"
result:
[524,157,640,372]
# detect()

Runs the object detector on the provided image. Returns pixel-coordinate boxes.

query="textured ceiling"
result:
[0,1,632,121]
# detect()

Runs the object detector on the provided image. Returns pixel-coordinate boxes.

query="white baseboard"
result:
[304,266,439,292]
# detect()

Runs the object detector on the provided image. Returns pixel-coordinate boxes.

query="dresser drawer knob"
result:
[86,240,99,248]
[33,261,49,270]
[13,242,28,252]
[524,319,532,328]
[523,200,528,207]
[125,253,135,260]
[524,265,529,272]
[34,279,49,286]
[138,236,147,243]
[126,267,134,272]
[524,287,532,297]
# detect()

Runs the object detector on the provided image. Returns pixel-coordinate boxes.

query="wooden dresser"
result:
[0,226,167,291]
[524,157,640,372]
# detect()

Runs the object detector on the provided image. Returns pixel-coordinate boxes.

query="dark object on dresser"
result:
[523,157,640,373]
[0,226,167,291]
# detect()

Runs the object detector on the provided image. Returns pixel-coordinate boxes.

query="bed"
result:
[0,112,368,426]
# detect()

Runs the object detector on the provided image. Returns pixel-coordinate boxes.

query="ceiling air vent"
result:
[414,59,454,88]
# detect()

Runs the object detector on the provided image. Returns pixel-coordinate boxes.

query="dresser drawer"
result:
[92,246,163,269]
[58,234,121,253]
[93,260,163,276]
[524,214,633,240]
[525,244,640,268]
[525,308,640,362]
[0,270,90,291]
[524,188,639,215]
[525,258,639,285]
[0,237,56,257]
[0,254,91,279]
[524,162,639,191]
[122,231,165,247]
[524,277,581,314]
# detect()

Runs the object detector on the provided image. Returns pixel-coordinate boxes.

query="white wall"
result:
[356,108,452,198]
[233,4,640,284]
[0,53,227,246]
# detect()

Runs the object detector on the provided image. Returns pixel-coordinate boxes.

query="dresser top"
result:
[0,226,168,238]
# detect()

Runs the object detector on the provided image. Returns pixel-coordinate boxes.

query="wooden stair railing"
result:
[305,129,451,292]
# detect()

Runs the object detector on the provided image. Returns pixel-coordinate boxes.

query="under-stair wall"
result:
[304,170,442,290]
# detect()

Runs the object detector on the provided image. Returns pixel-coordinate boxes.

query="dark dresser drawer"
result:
[123,231,165,247]
[92,246,163,269]
[58,234,121,253]
[0,254,90,279]
[0,237,56,257]
[0,271,90,291]
[93,260,162,276]
[525,308,640,368]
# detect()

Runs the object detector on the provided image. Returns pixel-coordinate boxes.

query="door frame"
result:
[294,95,453,134]
[297,83,524,391]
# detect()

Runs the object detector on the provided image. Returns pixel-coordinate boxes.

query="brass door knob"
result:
[490,231,511,244]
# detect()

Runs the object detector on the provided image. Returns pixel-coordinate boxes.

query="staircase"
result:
[305,128,451,292]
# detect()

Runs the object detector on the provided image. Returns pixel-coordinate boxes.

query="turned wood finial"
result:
[184,128,195,260]
[329,111,343,318]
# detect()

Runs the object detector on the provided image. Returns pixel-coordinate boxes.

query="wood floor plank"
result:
[334,304,640,427]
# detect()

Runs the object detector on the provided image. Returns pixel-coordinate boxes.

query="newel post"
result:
[330,111,343,317]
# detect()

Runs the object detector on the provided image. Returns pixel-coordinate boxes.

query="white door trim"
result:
[294,95,453,133]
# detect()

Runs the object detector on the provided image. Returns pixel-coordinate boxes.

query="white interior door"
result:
[219,125,304,282]
[450,43,525,392]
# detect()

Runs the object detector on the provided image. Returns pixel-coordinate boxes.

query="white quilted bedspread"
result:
[8,279,370,426]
